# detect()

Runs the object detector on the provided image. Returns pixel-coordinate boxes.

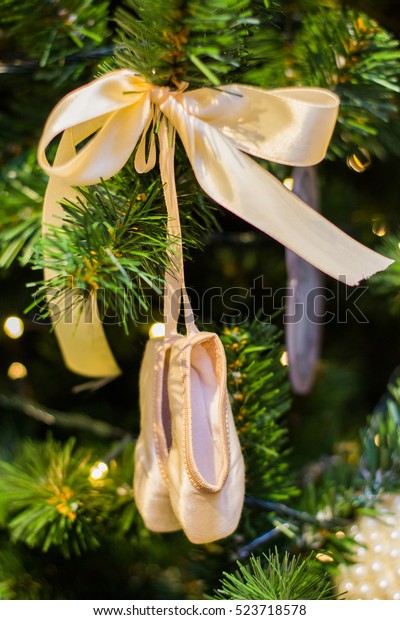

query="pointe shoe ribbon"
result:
[37,69,393,378]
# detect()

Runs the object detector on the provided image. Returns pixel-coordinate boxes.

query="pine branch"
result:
[358,379,400,493]
[212,550,338,600]
[245,496,346,529]
[114,0,259,87]
[0,541,48,600]
[1,0,110,68]
[0,1,113,156]
[220,319,296,503]
[236,526,284,560]
[28,177,169,329]
[290,379,400,562]
[180,0,258,87]
[0,393,129,440]
[0,152,45,268]
[369,233,400,313]
[292,7,400,158]
[114,0,185,85]
[27,157,217,328]
[0,437,103,556]
[0,436,138,557]
[293,460,365,564]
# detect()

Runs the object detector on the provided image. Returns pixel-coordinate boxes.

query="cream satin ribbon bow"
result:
[38,69,392,378]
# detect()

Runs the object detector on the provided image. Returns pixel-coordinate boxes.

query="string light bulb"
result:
[7,362,28,380]
[280,351,289,366]
[283,177,294,191]
[347,148,372,173]
[149,322,165,338]
[89,461,109,481]
[372,220,387,237]
[4,316,24,339]
[316,552,334,563]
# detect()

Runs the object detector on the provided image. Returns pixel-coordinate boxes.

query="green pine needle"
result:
[29,178,168,330]
[370,233,400,313]
[114,0,258,87]
[1,0,109,67]
[0,437,103,557]
[114,0,186,85]
[0,543,47,600]
[220,319,296,504]
[359,380,400,493]
[292,8,400,158]
[0,153,45,269]
[28,159,217,329]
[0,436,138,558]
[181,0,257,87]
[213,550,338,600]
[292,378,400,561]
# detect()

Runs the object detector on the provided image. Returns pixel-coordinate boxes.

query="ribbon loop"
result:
[180,85,340,166]
[134,105,162,174]
[37,69,393,378]
[160,94,392,285]
[38,70,153,185]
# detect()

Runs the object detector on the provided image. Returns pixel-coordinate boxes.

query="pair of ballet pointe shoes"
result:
[134,329,245,544]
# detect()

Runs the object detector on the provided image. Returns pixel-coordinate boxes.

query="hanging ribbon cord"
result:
[158,118,198,338]
[38,69,393,378]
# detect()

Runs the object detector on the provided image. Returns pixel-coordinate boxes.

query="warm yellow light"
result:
[347,148,372,173]
[316,552,334,563]
[4,316,24,339]
[89,461,109,481]
[280,351,289,366]
[374,433,380,447]
[283,177,294,191]
[7,362,28,380]
[372,221,387,237]
[336,531,346,539]
[149,322,165,339]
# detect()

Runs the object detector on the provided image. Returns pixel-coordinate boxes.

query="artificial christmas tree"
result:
[0,0,399,600]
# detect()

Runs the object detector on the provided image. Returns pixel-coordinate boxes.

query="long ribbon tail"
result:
[42,131,122,379]
[163,97,393,286]
[285,166,323,395]
[37,72,153,378]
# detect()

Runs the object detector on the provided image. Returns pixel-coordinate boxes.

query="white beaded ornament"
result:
[336,494,400,599]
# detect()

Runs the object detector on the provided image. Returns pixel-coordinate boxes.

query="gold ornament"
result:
[336,494,400,599]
